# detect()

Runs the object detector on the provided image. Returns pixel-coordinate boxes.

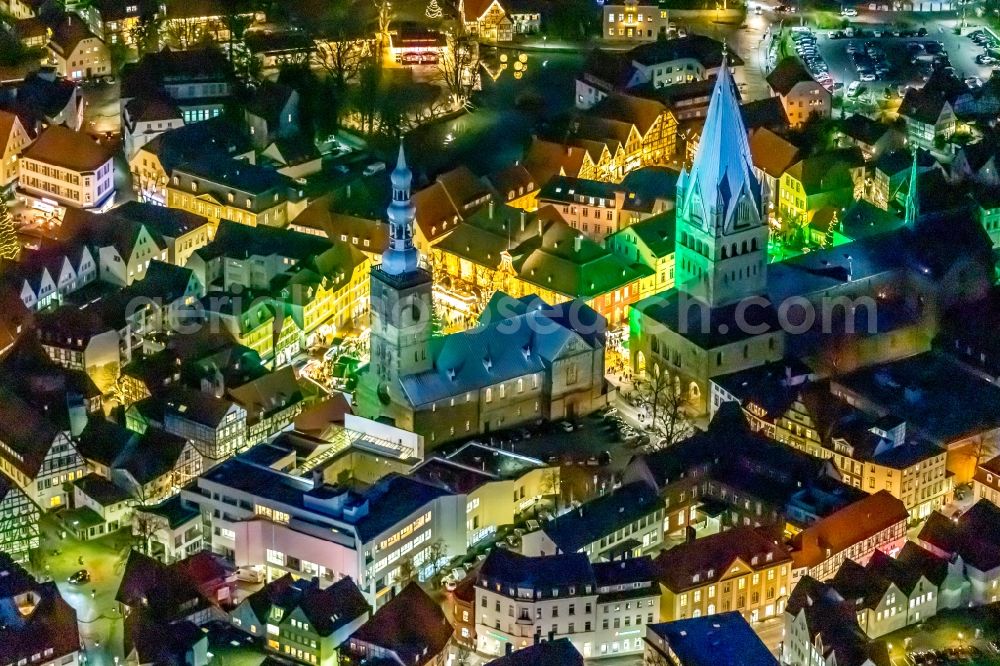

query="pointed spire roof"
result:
[904,148,919,226]
[391,141,412,192]
[383,141,419,275]
[683,56,762,233]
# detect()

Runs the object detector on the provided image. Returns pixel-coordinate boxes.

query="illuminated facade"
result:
[0,478,41,562]
[602,0,669,41]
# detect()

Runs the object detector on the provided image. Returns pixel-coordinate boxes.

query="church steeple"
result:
[681,55,762,234]
[382,142,420,275]
[356,140,433,427]
[904,148,919,227]
[674,54,768,308]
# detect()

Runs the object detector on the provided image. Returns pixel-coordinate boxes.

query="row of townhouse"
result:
[9,202,211,311]
[710,362,954,521]
[433,201,650,328]
[783,538,972,666]
[186,221,370,364]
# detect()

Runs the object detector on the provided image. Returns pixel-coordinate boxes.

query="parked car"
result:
[841,6,858,15]
[363,162,386,176]
[236,567,264,583]
[859,72,877,82]
[69,570,90,585]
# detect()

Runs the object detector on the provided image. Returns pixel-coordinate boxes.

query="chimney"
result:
[489,200,494,219]
[534,630,542,645]
[520,209,526,232]
[548,630,555,642]
[346,184,352,199]
[504,643,513,656]
[574,235,582,252]
[538,216,543,237]
[685,525,696,544]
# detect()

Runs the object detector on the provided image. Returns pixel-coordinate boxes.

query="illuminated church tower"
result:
[674,55,768,307]
[357,144,432,420]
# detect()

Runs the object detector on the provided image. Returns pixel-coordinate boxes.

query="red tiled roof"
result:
[791,491,908,569]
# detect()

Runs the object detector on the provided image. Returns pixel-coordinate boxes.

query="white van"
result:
[363,162,386,176]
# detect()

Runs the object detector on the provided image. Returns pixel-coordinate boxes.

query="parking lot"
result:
[777,8,1000,99]
[886,606,1000,666]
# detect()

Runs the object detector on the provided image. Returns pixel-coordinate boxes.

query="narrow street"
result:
[33,515,127,666]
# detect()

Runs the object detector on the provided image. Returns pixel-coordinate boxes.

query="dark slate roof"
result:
[540,482,661,553]
[833,351,1000,446]
[76,418,135,467]
[485,639,583,666]
[895,541,950,587]
[197,219,330,263]
[624,210,676,257]
[0,385,61,478]
[918,500,1000,572]
[899,86,951,125]
[840,114,897,146]
[593,556,658,588]
[349,583,453,666]
[121,46,231,99]
[830,558,893,609]
[399,294,605,407]
[479,549,596,590]
[0,560,80,666]
[144,116,252,173]
[633,289,781,348]
[173,155,297,200]
[242,573,297,624]
[115,427,190,486]
[198,460,449,543]
[630,35,741,68]
[785,577,891,666]
[127,613,204,666]
[158,385,240,427]
[3,71,77,126]
[140,494,200,530]
[740,97,789,131]
[280,577,368,636]
[74,473,131,506]
[647,612,778,666]
[580,50,634,90]
[116,549,209,624]
[245,81,295,125]
[122,260,197,303]
[711,358,815,419]
[767,57,817,95]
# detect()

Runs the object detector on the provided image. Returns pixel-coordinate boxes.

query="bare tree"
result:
[372,0,392,65]
[129,10,163,56]
[316,34,370,90]
[437,35,480,110]
[426,538,448,579]
[164,18,203,48]
[395,557,418,591]
[633,369,694,450]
